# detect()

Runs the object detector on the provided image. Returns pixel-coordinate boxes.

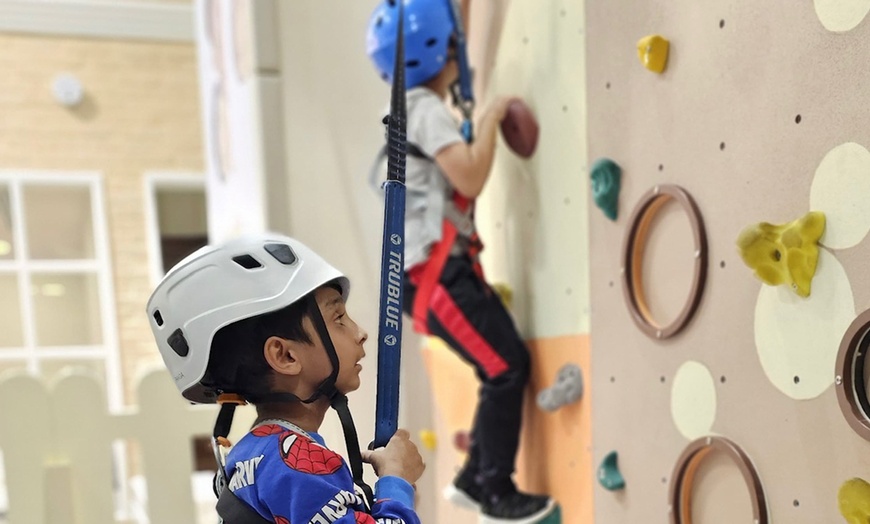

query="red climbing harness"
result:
[410,191,484,335]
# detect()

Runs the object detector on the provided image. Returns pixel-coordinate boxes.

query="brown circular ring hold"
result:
[621,184,708,339]
[668,436,768,524]
[835,309,870,441]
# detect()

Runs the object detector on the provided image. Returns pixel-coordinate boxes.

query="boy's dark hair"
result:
[202,292,316,401]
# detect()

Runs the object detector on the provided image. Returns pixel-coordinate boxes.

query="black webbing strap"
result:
[216,485,272,524]
[213,403,236,440]
[368,141,430,194]
[383,140,428,160]
[332,393,375,508]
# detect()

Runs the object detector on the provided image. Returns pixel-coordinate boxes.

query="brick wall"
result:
[0,33,204,404]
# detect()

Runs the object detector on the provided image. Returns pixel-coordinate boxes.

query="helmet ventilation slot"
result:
[168,329,189,357]
[232,254,263,269]
[265,243,297,265]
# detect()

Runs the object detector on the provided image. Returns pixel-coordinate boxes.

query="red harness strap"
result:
[411,193,483,334]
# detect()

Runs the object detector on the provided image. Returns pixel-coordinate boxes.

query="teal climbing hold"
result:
[536,504,562,524]
[598,451,625,491]
[590,158,621,221]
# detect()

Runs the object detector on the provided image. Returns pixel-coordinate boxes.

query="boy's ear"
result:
[263,336,303,376]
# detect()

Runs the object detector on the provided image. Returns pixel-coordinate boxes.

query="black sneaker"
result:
[480,491,556,524]
[443,473,483,510]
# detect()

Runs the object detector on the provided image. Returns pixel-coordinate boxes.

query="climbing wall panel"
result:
[586,0,870,521]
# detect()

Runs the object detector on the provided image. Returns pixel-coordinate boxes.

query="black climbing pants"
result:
[404,254,531,497]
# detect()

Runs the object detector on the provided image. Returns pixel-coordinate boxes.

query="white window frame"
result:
[0,170,123,412]
[143,171,207,288]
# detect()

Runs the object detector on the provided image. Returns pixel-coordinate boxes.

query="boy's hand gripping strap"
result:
[373,0,408,450]
[447,0,475,142]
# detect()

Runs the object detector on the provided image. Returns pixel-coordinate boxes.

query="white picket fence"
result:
[0,367,256,524]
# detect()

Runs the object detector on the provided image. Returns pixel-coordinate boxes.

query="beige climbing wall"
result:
[587,0,870,522]
[477,0,590,340]
[474,0,594,522]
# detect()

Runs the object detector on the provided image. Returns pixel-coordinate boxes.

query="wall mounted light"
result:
[52,73,84,107]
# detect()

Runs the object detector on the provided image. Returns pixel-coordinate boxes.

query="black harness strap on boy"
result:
[216,487,272,524]
[213,403,272,523]
[332,393,375,508]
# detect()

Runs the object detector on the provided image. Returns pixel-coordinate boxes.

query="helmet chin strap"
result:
[303,294,375,506]
[212,294,374,508]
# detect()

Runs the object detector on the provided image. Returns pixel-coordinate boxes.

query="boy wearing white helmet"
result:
[147,233,424,524]
[367,1,556,523]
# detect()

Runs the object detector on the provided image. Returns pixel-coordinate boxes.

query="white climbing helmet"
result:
[146,232,350,404]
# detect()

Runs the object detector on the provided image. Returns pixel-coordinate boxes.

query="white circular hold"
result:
[52,73,84,107]
[810,142,870,249]
[814,0,870,32]
[755,249,855,399]
[670,361,717,440]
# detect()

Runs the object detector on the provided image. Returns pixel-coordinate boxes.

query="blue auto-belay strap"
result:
[447,0,475,142]
[373,0,408,449]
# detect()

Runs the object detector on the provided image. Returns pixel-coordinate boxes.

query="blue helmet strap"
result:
[445,0,475,142]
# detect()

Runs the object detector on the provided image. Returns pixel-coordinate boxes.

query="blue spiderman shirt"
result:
[225,420,420,524]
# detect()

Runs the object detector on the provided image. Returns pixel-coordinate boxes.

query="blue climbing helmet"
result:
[366,0,456,88]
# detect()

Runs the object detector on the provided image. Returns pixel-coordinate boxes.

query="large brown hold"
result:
[500,99,539,158]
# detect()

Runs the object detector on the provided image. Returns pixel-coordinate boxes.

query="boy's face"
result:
[312,286,367,394]
[443,51,460,85]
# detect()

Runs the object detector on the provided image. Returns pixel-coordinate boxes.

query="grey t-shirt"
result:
[392,87,465,269]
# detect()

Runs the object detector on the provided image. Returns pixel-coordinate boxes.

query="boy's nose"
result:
[357,326,368,345]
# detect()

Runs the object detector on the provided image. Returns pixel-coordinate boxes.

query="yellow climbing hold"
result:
[637,35,669,73]
[419,429,437,451]
[736,211,826,297]
[839,478,870,524]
